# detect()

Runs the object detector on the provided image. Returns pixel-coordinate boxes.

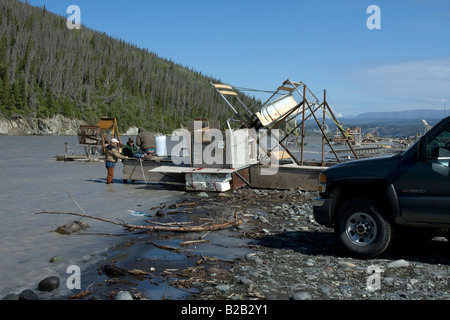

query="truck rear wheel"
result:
[335,198,394,258]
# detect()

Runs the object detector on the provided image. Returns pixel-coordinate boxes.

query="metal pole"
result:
[322,90,326,165]
[301,84,306,165]
[324,101,359,160]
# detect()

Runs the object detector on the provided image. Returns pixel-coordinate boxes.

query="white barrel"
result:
[155,135,167,156]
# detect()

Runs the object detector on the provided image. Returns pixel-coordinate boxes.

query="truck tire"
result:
[335,198,394,258]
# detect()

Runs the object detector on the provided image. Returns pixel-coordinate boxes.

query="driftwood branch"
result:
[36,190,242,234]
[180,239,209,246]
[149,242,183,252]
[35,210,242,233]
[63,188,88,216]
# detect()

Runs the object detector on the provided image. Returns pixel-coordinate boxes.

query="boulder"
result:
[115,291,133,300]
[38,276,60,292]
[387,259,410,268]
[18,289,39,300]
[2,293,18,300]
[55,220,90,235]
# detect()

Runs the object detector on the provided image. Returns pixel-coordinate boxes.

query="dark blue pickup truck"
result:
[313,116,450,258]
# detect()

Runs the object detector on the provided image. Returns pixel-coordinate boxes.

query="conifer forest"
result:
[0,0,257,133]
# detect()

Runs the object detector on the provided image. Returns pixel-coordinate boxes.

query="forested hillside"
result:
[0,0,254,133]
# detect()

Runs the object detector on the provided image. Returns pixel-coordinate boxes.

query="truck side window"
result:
[428,130,450,158]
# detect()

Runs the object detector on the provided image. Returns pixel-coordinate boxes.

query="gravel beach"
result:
[36,187,450,302]
[192,189,450,301]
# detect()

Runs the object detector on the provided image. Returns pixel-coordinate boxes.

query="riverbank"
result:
[40,187,450,301]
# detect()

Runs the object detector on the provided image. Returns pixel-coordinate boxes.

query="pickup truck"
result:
[313,116,450,258]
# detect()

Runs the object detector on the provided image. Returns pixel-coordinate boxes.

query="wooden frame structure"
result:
[97,117,122,152]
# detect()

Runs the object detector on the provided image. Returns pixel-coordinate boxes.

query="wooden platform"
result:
[122,158,186,184]
[249,163,326,191]
[55,155,104,162]
[122,156,327,192]
[148,165,250,192]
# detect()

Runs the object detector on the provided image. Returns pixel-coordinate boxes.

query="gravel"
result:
[190,188,450,300]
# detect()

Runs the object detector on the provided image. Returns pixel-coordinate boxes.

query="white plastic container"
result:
[155,135,167,156]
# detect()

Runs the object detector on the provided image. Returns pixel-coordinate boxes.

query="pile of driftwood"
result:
[36,190,242,235]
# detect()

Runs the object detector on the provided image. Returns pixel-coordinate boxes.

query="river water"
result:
[0,135,187,298]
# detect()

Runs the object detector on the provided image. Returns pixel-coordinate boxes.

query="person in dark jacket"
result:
[122,137,144,158]
[136,128,156,157]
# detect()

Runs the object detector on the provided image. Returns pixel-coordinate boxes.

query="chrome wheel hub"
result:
[345,212,377,246]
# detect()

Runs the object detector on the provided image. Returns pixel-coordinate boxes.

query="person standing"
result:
[105,138,128,184]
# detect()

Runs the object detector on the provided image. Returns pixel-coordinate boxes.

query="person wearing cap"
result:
[105,138,128,184]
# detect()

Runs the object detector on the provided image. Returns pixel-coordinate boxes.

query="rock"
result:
[55,220,90,235]
[197,192,209,198]
[215,285,230,292]
[18,289,39,300]
[49,256,63,263]
[338,261,356,268]
[387,259,410,268]
[2,293,18,300]
[115,291,133,300]
[384,277,394,286]
[0,115,86,135]
[259,217,270,224]
[100,264,127,276]
[246,254,263,264]
[305,259,315,266]
[291,291,311,300]
[38,276,60,292]
[207,268,229,275]
[237,277,253,285]
[305,274,317,281]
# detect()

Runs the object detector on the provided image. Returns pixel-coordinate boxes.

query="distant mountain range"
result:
[328,109,448,138]
[345,109,447,120]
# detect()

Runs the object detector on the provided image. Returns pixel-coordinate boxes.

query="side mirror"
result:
[416,135,428,161]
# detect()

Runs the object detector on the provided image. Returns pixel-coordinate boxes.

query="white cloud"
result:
[349,56,450,106]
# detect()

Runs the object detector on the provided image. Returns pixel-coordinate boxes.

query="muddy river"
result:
[0,135,188,297]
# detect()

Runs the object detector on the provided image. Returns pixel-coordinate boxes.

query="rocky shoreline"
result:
[5,188,450,301]
[0,115,87,135]
[191,189,450,301]
[0,115,139,136]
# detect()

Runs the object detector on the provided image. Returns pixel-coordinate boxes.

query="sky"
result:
[22,0,450,117]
